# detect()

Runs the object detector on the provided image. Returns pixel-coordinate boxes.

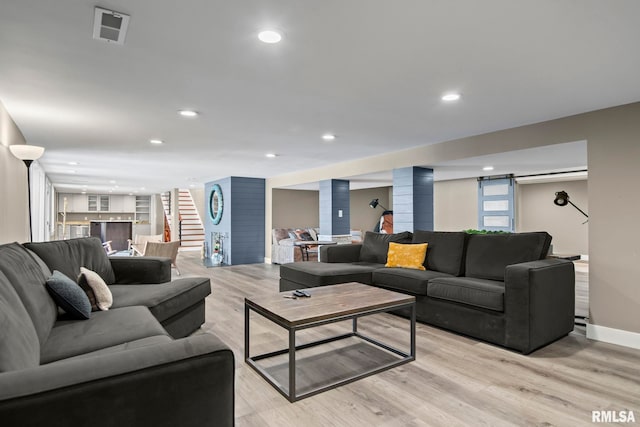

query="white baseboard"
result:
[586,324,640,350]
[264,257,272,264]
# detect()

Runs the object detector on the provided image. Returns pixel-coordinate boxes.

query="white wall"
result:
[0,100,29,243]
[272,189,319,229]
[29,161,54,242]
[434,178,478,231]
[516,179,588,255]
[190,187,205,225]
[350,187,391,233]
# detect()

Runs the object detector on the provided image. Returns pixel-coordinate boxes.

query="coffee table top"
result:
[292,240,337,246]
[245,283,415,328]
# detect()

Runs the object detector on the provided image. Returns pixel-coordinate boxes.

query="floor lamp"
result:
[10,144,45,242]
[553,190,589,326]
[368,198,388,211]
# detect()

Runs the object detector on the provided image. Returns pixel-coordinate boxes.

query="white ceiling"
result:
[284,140,588,190]
[1,1,638,194]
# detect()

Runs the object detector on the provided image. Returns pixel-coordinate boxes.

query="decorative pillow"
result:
[360,231,413,264]
[308,228,318,241]
[77,267,113,311]
[288,231,298,240]
[45,270,91,320]
[385,243,428,271]
[272,228,291,243]
[295,229,314,241]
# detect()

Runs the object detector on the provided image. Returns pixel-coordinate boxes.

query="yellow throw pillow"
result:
[385,242,428,270]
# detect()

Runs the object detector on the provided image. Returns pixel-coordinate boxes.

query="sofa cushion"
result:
[62,335,173,361]
[412,230,467,276]
[359,231,413,264]
[465,232,552,281]
[0,270,41,372]
[109,276,211,322]
[280,262,381,287]
[0,243,58,345]
[427,277,506,312]
[78,267,113,311]
[385,242,427,271]
[372,268,454,296]
[25,237,116,285]
[40,306,168,363]
[46,270,91,320]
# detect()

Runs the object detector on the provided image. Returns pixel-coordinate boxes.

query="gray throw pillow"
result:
[45,270,91,320]
[359,231,413,264]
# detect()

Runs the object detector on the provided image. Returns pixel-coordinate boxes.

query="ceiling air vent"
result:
[93,7,130,45]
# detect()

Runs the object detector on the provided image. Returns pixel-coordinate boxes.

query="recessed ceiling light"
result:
[67,170,76,173]
[109,180,116,184]
[442,93,461,102]
[149,139,164,144]
[68,161,79,166]
[265,153,278,158]
[483,166,494,171]
[178,110,199,117]
[322,134,336,141]
[258,30,282,44]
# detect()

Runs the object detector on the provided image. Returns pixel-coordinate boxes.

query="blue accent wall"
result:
[204,177,265,265]
[230,177,265,264]
[319,179,350,236]
[393,167,434,232]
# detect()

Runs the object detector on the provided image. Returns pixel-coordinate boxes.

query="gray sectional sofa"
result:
[0,237,234,427]
[280,230,576,354]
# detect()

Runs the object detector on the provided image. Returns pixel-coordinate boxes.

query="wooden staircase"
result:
[160,190,205,249]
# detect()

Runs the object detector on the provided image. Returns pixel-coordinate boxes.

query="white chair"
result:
[128,234,163,256]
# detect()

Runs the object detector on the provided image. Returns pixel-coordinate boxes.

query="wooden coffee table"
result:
[244,283,416,402]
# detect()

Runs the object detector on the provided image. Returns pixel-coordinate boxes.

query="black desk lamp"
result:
[553,191,588,218]
[10,144,46,242]
[369,198,388,211]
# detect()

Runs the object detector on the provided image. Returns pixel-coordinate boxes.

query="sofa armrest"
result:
[320,244,362,263]
[0,334,234,427]
[110,256,171,284]
[504,258,575,354]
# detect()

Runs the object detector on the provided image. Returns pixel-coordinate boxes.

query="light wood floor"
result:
[178,253,639,427]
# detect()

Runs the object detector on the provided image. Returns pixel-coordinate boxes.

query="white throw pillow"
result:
[77,267,113,311]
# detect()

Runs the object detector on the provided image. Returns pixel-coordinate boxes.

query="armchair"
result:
[142,241,181,275]
[128,234,163,256]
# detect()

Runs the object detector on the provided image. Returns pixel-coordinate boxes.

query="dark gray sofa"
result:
[0,237,234,427]
[280,230,575,354]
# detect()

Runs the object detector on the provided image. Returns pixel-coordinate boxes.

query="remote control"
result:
[293,289,311,298]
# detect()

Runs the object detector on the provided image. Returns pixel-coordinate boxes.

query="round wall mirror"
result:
[209,184,224,225]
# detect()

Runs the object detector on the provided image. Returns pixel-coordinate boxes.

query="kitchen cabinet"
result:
[58,193,88,213]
